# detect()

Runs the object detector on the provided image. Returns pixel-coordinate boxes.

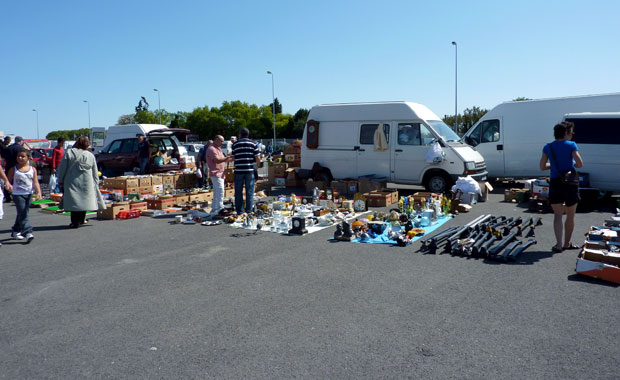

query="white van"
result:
[462,93,620,184]
[561,112,620,191]
[301,102,487,192]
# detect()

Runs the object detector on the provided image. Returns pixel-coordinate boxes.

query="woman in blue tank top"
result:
[539,121,584,253]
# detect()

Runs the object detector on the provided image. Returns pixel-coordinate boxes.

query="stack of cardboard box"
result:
[283,140,301,166]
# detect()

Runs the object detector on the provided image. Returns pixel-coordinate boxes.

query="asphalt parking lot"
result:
[0,186,618,380]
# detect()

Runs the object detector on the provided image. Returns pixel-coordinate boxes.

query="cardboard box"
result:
[274,163,289,177]
[345,181,357,195]
[188,193,203,203]
[97,202,130,220]
[268,165,276,184]
[358,180,386,195]
[285,167,298,180]
[139,186,152,194]
[129,201,148,211]
[103,177,139,191]
[225,188,235,198]
[146,197,175,210]
[504,188,528,202]
[365,191,395,207]
[151,175,162,186]
[576,250,620,284]
[532,180,549,199]
[285,178,303,188]
[161,175,175,186]
[582,248,620,267]
[384,188,399,204]
[478,181,494,202]
[181,162,196,169]
[125,177,140,189]
[200,191,214,202]
[174,194,189,205]
[126,187,140,195]
[330,181,348,196]
[139,177,152,187]
[152,184,164,194]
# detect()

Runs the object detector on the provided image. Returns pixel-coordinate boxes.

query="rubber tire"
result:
[425,172,451,193]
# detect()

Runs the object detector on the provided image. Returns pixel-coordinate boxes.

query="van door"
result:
[392,122,434,183]
[465,118,504,177]
[91,127,106,150]
[356,122,391,179]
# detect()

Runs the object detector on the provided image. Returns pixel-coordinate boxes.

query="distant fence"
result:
[186,138,300,146]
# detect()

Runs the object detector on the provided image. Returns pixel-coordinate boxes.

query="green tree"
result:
[268,97,282,115]
[284,108,309,138]
[442,106,489,135]
[46,128,91,140]
[513,97,532,101]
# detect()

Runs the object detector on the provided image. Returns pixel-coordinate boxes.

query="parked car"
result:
[96,128,191,176]
[183,143,205,162]
[31,148,54,168]
[24,139,51,149]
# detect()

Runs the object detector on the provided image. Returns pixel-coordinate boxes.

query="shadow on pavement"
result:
[567,273,619,288]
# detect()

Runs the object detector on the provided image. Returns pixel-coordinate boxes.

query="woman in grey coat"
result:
[57,136,105,228]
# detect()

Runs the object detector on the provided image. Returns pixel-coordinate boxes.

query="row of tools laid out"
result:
[417,214,541,261]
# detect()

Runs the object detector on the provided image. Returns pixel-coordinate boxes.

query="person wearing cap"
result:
[137,134,150,174]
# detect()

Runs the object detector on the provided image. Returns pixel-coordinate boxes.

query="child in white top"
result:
[7,149,41,243]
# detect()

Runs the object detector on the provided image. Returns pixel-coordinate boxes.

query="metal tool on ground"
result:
[488,229,520,256]
[499,240,522,261]
[508,239,537,261]
[502,217,523,236]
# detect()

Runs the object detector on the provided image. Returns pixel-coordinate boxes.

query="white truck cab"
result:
[301,102,487,192]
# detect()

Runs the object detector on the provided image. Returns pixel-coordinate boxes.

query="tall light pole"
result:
[83,100,91,129]
[153,88,161,125]
[451,41,458,133]
[266,71,276,147]
[32,109,39,139]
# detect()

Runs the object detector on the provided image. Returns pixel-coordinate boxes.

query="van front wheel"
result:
[425,173,451,193]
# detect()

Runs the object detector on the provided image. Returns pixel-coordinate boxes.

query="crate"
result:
[129,201,148,211]
[146,197,175,210]
[365,191,395,207]
[174,194,189,206]
[97,202,130,220]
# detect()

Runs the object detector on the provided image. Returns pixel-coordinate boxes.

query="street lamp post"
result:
[266,71,276,148]
[83,100,91,129]
[32,109,39,139]
[153,88,161,125]
[451,41,458,133]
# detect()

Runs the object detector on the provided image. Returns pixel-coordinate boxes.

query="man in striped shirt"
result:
[231,128,261,214]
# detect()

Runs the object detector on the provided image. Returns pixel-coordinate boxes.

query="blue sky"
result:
[2,0,619,138]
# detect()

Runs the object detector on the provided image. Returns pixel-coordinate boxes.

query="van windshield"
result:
[427,120,461,142]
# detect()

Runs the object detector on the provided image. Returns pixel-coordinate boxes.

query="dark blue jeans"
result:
[139,157,149,175]
[13,194,33,235]
[234,172,255,214]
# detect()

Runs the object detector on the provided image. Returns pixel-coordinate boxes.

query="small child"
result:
[7,148,41,243]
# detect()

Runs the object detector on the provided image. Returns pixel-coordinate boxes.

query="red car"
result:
[31,148,54,168]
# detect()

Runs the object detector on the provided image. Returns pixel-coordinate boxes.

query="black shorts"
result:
[548,178,579,207]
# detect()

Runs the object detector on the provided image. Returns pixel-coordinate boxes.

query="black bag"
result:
[548,144,579,185]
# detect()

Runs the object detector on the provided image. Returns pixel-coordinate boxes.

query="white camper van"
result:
[301,102,487,192]
[462,93,620,188]
[560,112,620,191]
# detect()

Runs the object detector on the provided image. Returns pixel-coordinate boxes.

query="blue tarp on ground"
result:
[348,216,453,245]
